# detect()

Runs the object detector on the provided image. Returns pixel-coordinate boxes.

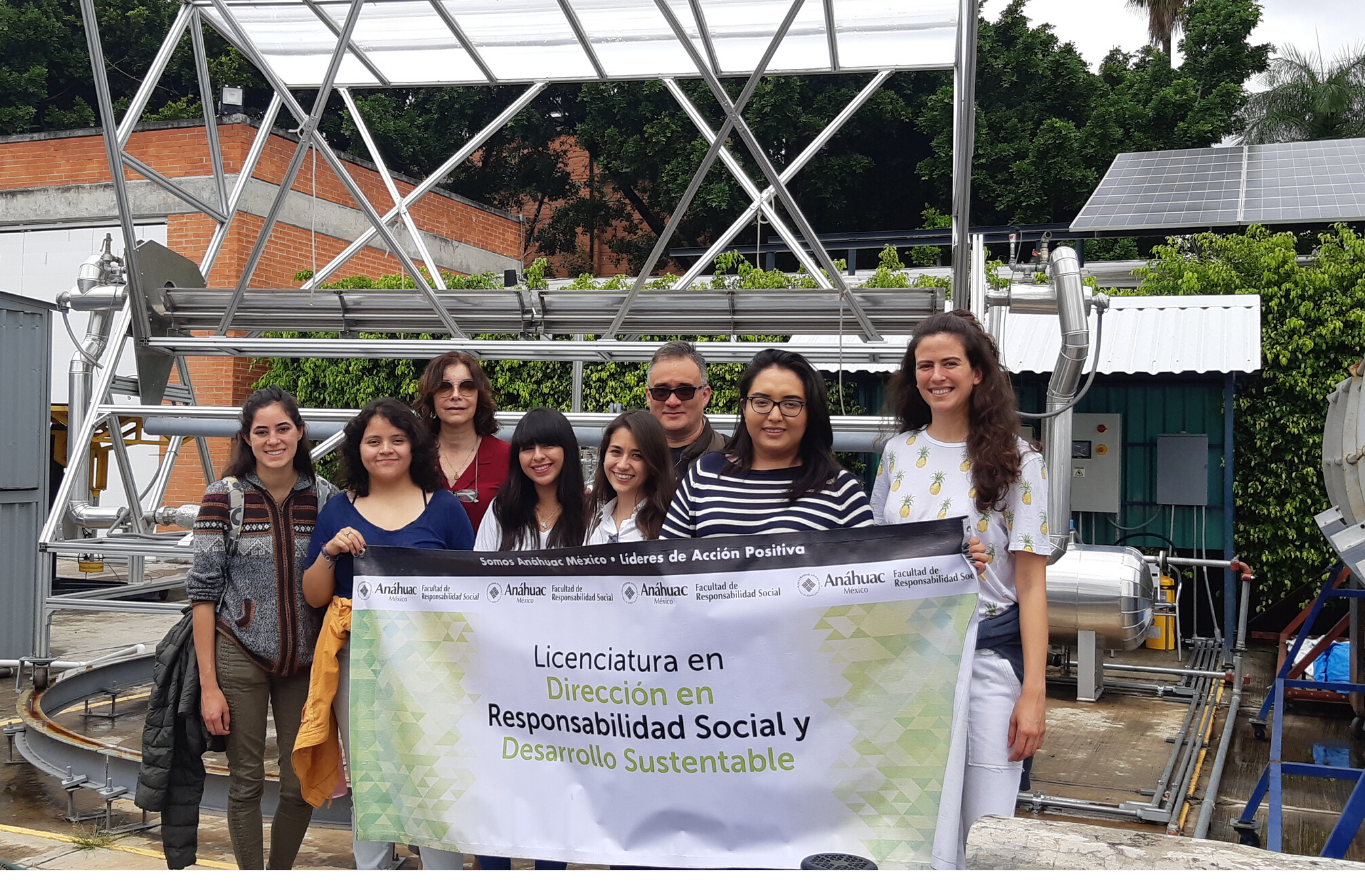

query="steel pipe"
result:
[1042,245,1088,563]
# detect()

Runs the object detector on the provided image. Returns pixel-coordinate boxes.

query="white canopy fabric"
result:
[195,0,959,88]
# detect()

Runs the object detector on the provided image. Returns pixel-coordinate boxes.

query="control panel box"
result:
[1070,413,1122,514]
[1156,433,1209,506]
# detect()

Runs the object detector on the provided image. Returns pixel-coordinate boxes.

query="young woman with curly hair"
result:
[869,310,1048,870]
[302,397,473,870]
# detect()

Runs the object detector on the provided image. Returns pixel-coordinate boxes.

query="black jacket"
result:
[135,608,222,869]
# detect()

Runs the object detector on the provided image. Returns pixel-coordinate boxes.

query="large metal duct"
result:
[1041,246,1090,564]
[1046,543,1156,651]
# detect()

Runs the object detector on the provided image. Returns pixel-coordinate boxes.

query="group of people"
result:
[182,311,1048,871]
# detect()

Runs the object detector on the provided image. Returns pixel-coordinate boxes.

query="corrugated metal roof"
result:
[794,293,1262,376]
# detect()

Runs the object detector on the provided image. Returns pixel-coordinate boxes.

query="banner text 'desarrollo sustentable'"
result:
[350,521,976,869]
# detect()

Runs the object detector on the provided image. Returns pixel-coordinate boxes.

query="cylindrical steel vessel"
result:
[1047,543,1155,651]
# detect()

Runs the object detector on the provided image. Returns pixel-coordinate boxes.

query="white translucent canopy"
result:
[195,0,960,87]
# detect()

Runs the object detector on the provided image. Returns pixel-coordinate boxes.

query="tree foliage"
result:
[1134,225,1365,602]
[1126,0,1191,58]
[1238,44,1365,143]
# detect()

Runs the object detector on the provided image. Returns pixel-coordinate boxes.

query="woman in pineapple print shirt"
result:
[870,310,1048,870]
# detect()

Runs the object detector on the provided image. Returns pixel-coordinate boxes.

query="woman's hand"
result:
[201,682,231,735]
[325,527,366,558]
[967,536,988,575]
[1007,684,1046,761]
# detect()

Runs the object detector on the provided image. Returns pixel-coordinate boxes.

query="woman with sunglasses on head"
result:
[869,310,1048,870]
[587,411,677,544]
[299,398,473,871]
[186,385,336,870]
[472,407,586,870]
[413,351,511,532]
[661,349,873,538]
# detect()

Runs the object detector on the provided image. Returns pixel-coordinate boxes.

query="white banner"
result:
[350,521,977,869]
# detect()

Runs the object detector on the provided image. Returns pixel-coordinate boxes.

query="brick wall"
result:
[2,119,522,507]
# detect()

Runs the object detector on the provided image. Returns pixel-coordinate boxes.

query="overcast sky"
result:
[1017,0,1365,85]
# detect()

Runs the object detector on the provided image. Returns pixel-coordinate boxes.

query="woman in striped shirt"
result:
[661,349,873,537]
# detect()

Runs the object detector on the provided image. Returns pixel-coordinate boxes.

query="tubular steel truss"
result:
[37,0,982,652]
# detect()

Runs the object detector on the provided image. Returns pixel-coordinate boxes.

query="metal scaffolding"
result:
[36,0,983,654]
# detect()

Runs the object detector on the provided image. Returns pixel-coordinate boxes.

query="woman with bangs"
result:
[412,350,511,532]
[870,309,1048,870]
[474,407,588,554]
[660,348,873,538]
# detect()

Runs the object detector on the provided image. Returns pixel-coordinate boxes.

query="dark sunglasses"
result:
[436,379,479,396]
[646,384,707,402]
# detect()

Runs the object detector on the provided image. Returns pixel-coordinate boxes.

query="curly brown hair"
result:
[889,310,1030,512]
[413,351,500,438]
[340,398,443,497]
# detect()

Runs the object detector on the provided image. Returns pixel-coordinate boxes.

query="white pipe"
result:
[1,644,147,672]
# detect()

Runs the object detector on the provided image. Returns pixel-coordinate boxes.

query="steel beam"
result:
[654,0,881,342]
[213,0,365,334]
[302,0,390,86]
[199,93,282,277]
[300,82,545,288]
[665,70,890,291]
[555,0,606,80]
[425,0,496,83]
[822,0,840,71]
[143,334,914,364]
[950,0,980,308]
[339,88,446,289]
[78,0,150,343]
[190,9,230,215]
[115,5,193,149]
[607,0,806,339]
[119,151,228,223]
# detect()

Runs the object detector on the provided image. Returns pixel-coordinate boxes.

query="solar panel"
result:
[1071,138,1365,231]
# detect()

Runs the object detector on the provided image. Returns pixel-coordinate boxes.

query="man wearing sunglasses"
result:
[645,341,727,473]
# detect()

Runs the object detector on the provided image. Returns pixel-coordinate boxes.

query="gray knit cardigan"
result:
[186,472,337,676]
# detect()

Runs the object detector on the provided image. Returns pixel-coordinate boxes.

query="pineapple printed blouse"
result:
[870,428,1051,618]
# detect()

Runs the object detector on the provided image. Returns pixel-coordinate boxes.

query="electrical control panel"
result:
[1070,413,1122,514]
[1156,433,1209,506]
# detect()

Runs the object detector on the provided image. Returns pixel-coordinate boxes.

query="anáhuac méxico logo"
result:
[487,582,502,602]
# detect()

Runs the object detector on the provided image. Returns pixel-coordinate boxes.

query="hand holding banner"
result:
[350,520,977,869]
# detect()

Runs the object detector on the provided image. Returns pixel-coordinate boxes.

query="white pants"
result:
[934,649,1023,870]
[336,641,465,871]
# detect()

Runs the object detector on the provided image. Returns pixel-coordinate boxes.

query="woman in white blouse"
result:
[586,411,677,544]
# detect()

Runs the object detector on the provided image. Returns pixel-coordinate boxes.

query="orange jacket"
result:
[292,596,350,808]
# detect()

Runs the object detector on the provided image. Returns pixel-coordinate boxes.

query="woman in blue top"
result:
[303,397,473,870]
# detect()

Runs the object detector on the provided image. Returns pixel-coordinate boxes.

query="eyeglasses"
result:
[646,384,707,402]
[436,379,479,397]
[453,488,479,503]
[744,396,806,417]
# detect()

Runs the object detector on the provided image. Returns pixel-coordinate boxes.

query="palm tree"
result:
[1240,44,1365,143]
[1126,0,1190,58]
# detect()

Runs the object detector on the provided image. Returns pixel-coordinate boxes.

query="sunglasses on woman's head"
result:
[436,379,479,396]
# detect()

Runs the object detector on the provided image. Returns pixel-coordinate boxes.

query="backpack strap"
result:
[221,475,246,558]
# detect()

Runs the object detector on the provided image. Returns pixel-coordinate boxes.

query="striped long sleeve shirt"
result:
[660,452,875,538]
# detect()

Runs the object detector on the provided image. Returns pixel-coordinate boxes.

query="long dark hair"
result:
[413,350,500,438]
[589,411,677,541]
[727,349,840,502]
[339,398,442,497]
[889,310,1026,512]
[223,385,315,482]
[492,408,587,550]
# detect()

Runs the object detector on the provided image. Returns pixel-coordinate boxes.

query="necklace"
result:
[536,505,562,531]
[440,437,479,484]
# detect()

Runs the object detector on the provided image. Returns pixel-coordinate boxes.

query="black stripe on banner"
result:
[356,519,965,580]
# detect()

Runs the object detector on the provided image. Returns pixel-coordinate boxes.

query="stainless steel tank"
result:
[1047,543,1155,651]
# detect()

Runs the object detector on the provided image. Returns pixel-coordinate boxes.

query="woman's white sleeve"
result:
[869,445,892,525]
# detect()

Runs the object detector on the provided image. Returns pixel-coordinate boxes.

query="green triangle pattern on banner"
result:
[812,595,976,869]
[349,609,477,851]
